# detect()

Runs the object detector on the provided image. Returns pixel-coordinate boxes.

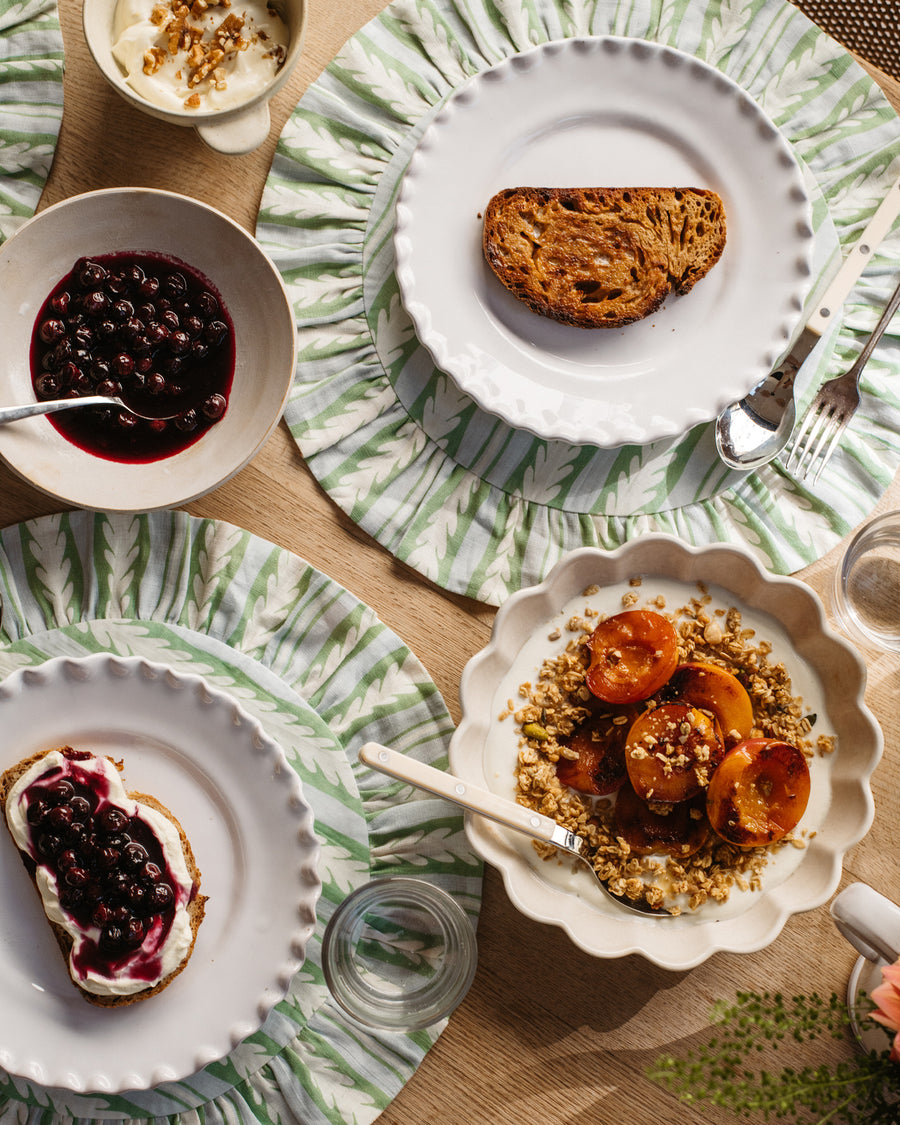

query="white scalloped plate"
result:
[449,540,881,970]
[0,654,321,1092]
[395,37,814,447]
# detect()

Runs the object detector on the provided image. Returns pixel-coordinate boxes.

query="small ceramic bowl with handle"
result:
[82,0,306,155]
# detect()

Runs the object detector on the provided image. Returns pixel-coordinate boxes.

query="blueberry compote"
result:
[21,749,182,984]
[30,252,235,463]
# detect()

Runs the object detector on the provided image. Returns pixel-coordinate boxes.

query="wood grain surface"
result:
[6,3,900,1121]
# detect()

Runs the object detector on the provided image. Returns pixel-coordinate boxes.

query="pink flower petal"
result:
[870,984,900,1031]
[871,960,900,1033]
[870,1008,899,1031]
[882,962,900,989]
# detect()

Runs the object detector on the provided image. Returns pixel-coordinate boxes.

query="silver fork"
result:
[787,275,900,483]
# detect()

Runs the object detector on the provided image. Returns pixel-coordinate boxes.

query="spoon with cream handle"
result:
[359,742,672,918]
[0,395,183,424]
[716,174,900,471]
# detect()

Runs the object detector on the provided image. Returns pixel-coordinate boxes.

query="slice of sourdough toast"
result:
[1,747,206,1007]
[482,186,726,329]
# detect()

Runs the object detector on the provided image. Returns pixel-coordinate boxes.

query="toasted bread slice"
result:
[482,186,726,328]
[1,747,206,1007]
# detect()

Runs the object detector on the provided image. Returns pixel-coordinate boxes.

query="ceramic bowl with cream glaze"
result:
[0,187,297,512]
[450,538,882,971]
[82,0,306,155]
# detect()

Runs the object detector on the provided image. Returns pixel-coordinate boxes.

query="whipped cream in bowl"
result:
[112,0,289,115]
[83,0,306,154]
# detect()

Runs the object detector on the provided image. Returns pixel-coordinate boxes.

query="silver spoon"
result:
[715,175,900,471]
[0,395,183,424]
[358,742,672,918]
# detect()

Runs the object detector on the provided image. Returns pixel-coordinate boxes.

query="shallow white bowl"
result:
[449,539,882,971]
[0,189,297,512]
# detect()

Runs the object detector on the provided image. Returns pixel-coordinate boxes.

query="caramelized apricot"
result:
[613,782,709,857]
[625,702,724,803]
[706,738,811,848]
[555,707,637,796]
[586,609,679,705]
[664,662,754,745]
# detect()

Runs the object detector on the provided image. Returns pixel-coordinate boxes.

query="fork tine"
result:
[796,414,841,483]
[786,401,827,475]
[809,413,851,484]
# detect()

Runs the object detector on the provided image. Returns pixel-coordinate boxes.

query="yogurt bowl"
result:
[83,0,306,155]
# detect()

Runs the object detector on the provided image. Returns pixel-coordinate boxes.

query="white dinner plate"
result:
[0,654,321,1092]
[450,539,881,970]
[394,37,814,447]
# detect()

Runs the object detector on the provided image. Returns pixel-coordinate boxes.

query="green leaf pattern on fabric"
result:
[0,511,481,1124]
[257,0,900,606]
[0,0,61,241]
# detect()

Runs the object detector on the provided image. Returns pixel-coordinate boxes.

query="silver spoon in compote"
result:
[359,742,673,918]
[0,394,185,424]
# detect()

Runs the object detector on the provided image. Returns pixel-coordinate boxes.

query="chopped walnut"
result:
[143,46,166,74]
[135,0,281,107]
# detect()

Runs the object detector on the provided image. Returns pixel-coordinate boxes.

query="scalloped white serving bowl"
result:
[0,653,321,1092]
[395,36,814,447]
[0,188,297,512]
[449,539,882,971]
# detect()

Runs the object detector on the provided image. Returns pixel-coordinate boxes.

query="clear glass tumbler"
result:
[832,510,900,651]
[322,876,478,1031]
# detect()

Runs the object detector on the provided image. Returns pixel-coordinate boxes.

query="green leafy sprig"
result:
[649,989,900,1123]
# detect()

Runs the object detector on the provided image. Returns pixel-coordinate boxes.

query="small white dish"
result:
[83,0,307,155]
[0,653,321,1093]
[449,539,881,971]
[395,37,814,447]
[0,188,297,513]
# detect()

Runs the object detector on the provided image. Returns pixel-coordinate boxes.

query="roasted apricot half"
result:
[664,662,754,745]
[586,609,679,705]
[555,706,637,796]
[706,737,811,848]
[613,782,709,858]
[625,702,724,804]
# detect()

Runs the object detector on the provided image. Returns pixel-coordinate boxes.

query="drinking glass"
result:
[322,877,477,1030]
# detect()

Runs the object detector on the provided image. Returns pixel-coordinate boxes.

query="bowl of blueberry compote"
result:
[33,253,235,463]
[0,188,296,512]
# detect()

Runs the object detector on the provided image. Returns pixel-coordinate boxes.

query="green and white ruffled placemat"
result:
[0,510,482,1124]
[0,0,63,242]
[258,0,900,606]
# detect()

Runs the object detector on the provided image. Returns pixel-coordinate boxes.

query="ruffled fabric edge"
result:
[0,510,482,1125]
[258,0,900,606]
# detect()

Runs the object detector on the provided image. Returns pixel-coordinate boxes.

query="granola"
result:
[506,580,832,914]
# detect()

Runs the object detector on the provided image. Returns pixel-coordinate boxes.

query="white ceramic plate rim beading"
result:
[394,37,814,447]
[0,653,321,1092]
[0,188,298,512]
[449,539,882,971]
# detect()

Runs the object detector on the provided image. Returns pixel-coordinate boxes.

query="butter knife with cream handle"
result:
[716,174,900,470]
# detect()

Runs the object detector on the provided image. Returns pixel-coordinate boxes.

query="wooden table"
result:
[10,3,900,1121]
